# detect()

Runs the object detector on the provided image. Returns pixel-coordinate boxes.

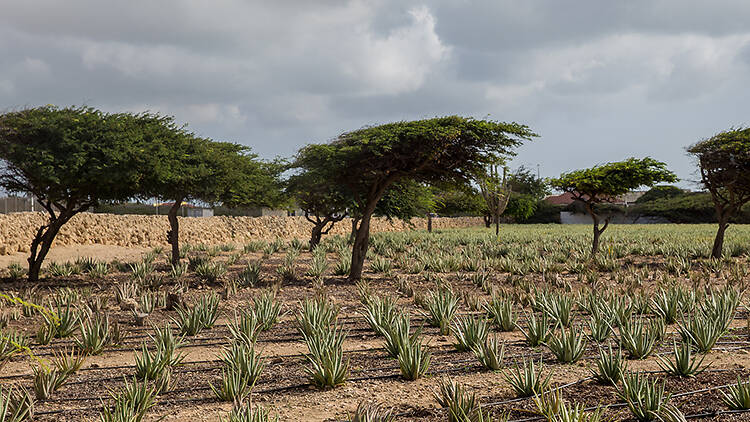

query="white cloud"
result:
[341,6,450,95]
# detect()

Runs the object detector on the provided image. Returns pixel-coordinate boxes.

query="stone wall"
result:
[0,213,483,255]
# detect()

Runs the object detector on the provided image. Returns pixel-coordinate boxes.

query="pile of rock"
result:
[0,212,483,255]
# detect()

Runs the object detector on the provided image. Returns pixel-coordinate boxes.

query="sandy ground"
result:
[0,244,150,268]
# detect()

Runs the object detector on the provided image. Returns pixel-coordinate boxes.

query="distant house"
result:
[153,202,214,217]
[184,205,214,218]
[544,192,577,206]
[545,191,666,224]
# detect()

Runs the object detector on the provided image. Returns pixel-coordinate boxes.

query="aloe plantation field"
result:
[2,224,750,421]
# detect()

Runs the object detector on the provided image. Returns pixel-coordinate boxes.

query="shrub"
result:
[32,365,65,400]
[651,287,683,325]
[134,342,169,381]
[360,296,399,337]
[485,296,517,332]
[434,378,485,422]
[211,366,253,402]
[174,294,220,336]
[422,288,459,335]
[296,297,338,338]
[219,342,265,387]
[522,312,552,347]
[223,401,279,422]
[398,337,431,381]
[618,372,672,422]
[452,316,489,352]
[99,377,157,422]
[253,290,282,331]
[0,385,32,422]
[592,345,626,385]
[722,375,750,410]
[53,348,86,377]
[228,309,262,345]
[195,261,227,283]
[546,327,587,364]
[382,313,420,359]
[619,318,659,359]
[472,335,505,371]
[75,313,112,355]
[302,325,348,388]
[587,314,612,343]
[678,311,724,353]
[538,292,575,328]
[657,340,707,378]
[348,401,394,422]
[503,359,553,398]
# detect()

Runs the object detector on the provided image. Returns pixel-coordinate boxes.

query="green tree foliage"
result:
[508,166,549,199]
[505,166,551,222]
[688,128,750,258]
[0,106,150,281]
[433,185,487,218]
[478,164,511,236]
[287,147,352,247]
[550,157,677,256]
[138,119,284,266]
[375,180,436,221]
[635,185,685,204]
[632,192,750,224]
[288,145,437,246]
[298,116,536,280]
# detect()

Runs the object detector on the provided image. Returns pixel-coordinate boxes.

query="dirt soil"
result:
[2,238,750,421]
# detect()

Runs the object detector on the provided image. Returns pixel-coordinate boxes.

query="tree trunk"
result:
[310,223,324,248]
[27,219,66,282]
[167,199,183,268]
[591,220,601,257]
[590,215,609,258]
[712,218,729,259]
[427,213,433,233]
[349,218,359,244]
[349,213,373,281]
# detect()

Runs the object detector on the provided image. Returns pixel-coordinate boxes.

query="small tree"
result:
[0,106,148,281]
[550,158,677,257]
[504,165,550,223]
[287,148,351,248]
[139,120,284,267]
[298,116,536,281]
[688,128,750,258]
[478,164,511,236]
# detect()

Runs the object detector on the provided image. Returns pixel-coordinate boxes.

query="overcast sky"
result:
[2,1,749,187]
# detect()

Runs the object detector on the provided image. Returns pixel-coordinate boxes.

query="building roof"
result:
[544,192,577,205]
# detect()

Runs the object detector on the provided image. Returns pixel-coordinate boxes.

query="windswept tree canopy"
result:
[137,118,283,208]
[550,157,677,203]
[301,116,536,280]
[288,144,437,246]
[550,157,677,256]
[135,116,284,266]
[0,106,148,210]
[688,127,750,258]
[318,116,536,200]
[688,128,750,206]
[0,106,155,281]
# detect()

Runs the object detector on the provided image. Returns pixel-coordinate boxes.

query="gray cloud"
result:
[1,0,749,186]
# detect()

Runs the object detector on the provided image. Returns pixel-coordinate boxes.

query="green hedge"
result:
[629,192,750,223]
